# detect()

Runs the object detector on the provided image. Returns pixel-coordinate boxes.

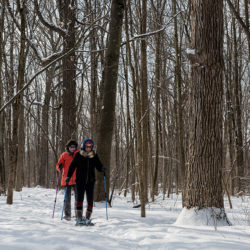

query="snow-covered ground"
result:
[0,187,250,250]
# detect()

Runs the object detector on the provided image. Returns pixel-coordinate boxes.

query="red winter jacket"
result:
[56,150,78,186]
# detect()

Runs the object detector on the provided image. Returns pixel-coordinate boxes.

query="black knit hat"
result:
[65,139,78,149]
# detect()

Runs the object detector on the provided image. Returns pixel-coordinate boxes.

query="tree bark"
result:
[95,0,124,202]
[225,31,236,195]
[173,0,185,192]
[182,0,230,225]
[7,2,25,204]
[231,6,244,193]
[15,0,27,192]
[39,67,54,187]
[7,0,27,203]
[0,0,6,194]
[60,0,77,150]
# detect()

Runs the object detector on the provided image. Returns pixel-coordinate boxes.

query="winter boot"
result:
[76,209,82,221]
[76,210,82,220]
[75,210,85,225]
[86,211,93,225]
[63,215,71,221]
[85,204,93,225]
[85,209,94,226]
[86,210,92,220]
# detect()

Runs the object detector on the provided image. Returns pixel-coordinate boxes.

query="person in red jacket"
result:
[56,139,78,220]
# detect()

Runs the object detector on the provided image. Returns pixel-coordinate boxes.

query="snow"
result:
[175,207,231,226]
[186,48,196,55]
[1,187,250,250]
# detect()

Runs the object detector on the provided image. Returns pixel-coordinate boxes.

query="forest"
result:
[0,0,249,223]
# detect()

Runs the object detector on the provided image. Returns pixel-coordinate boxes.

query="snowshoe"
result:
[85,219,95,226]
[63,215,71,221]
[75,218,86,226]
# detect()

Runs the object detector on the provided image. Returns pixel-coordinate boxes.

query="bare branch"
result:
[34,0,66,36]
[121,11,182,46]
[226,0,250,42]
[23,104,58,160]
[0,49,73,113]
[6,0,44,62]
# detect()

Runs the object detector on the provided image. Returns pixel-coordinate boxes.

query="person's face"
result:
[69,145,77,153]
[85,144,92,152]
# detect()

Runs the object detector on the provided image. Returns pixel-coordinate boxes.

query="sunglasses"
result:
[69,145,76,149]
[85,145,92,148]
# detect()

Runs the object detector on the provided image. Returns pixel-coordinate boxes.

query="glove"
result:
[59,163,63,171]
[65,177,70,185]
[102,166,107,173]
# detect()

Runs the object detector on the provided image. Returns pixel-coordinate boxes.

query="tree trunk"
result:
[61,0,77,149]
[137,0,149,218]
[181,0,230,225]
[39,67,54,187]
[123,51,131,198]
[0,0,6,194]
[7,0,26,203]
[15,0,26,191]
[124,0,137,202]
[232,13,244,193]
[95,0,124,202]
[173,0,185,192]
[151,28,160,202]
[89,3,98,140]
[225,51,235,195]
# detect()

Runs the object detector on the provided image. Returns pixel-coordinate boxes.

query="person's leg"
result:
[72,185,77,219]
[85,182,95,220]
[75,184,85,220]
[64,185,72,219]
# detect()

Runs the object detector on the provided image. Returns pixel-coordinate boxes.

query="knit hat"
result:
[82,138,94,151]
[65,139,78,150]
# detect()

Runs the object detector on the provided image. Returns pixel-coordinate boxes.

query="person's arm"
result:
[95,154,106,173]
[67,152,79,180]
[56,154,64,172]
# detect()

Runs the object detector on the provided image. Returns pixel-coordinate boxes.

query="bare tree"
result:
[182,0,230,225]
[0,0,6,194]
[7,0,27,203]
[95,0,125,202]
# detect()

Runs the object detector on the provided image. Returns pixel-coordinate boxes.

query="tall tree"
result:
[150,0,165,201]
[173,0,185,192]
[182,0,230,225]
[232,8,244,193]
[0,0,6,194]
[15,0,28,192]
[7,0,27,203]
[139,0,149,218]
[95,0,125,202]
[59,0,77,149]
[39,66,55,187]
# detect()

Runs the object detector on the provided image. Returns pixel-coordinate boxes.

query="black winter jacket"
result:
[67,151,103,185]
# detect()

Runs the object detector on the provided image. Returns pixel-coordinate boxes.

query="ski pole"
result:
[61,186,68,220]
[52,170,61,218]
[104,172,108,220]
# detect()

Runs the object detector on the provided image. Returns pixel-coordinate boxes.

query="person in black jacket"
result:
[65,138,105,224]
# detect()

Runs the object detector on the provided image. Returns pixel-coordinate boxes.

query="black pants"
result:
[64,185,77,217]
[75,182,95,212]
